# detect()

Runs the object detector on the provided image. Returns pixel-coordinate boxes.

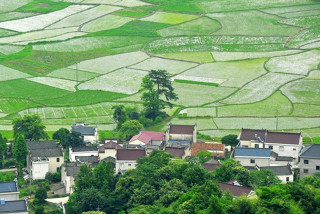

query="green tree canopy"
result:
[34,187,48,204]
[12,134,28,176]
[13,114,48,141]
[120,120,143,140]
[196,150,212,163]
[0,134,6,169]
[221,134,239,149]
[66,131,84,148]
[53,128,70,146]
[112,105,127,129]
[249,169,281,188]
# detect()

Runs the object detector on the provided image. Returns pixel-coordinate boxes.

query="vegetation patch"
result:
[279,15,320,27]
[174,79,219,86]
[0,64,31,81]
[27,77,77,91]
[82,15,134,33]
[113,5,158,17]
[289,25,320,48]
[156,52,214,63]
[16,0,72,13]
[47,68,99,81]
[141,11,199,24]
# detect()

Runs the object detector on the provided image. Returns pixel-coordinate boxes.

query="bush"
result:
[35,205,44,214]
[0,171,15,182]
[4,159,16,168]
[35,188,48,205]
[45,172,61,183]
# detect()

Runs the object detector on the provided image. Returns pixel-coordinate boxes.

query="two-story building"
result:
[0,181,19,201]
[0,181,28,213]
[69,146,98,162]
[115,149,146,174]
[258,164,293,183]
[71,122,98,144]
[299,144,320,178]
[60,163,80,194]
[165,124,197,145]
[234,148,271,167]
[27,140,63,179]
[129,131,165,153]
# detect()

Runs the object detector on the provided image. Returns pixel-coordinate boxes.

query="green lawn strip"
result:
[156,52,214,63]
[171,117,218,130]
[15,0,72,13]
[0,28,18,37]
[174,79,219,86]
[87,20,171,37]
[0,79,71,101]
[113,5,159,18]
[42,116,113,125]
[291,103,320,116]
[200,129,241,138]
[98,130,120,140]
[40,90,128,107]
[217,91,292,117]
[47,68,100,82]
[0,12,38,22]
[278,15,320,28]
[141,0,203,13]
[0,98,42,114]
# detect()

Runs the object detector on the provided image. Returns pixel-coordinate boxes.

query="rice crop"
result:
[27,77,77,92]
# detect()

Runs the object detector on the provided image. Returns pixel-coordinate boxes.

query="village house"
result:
[234,148,271,167]
[0,198,29,214]
[201,159,221,171]
[165,147,188,159]
[258,164,293,183]
[238,129,303,164]
[71,122,98,144]
[165,124,197,145]
[129,130,165,153]
[0,181,19,201]
[26,140,63,179]
[115,149,146,174]
[191,142,225,158]
[60,163,80,194]
[218,182,254,198]
[99,141,122,167]
[69,146,98,162]
[299,144,320,178]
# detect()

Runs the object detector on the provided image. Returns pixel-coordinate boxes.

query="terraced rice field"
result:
[0,0,319,138]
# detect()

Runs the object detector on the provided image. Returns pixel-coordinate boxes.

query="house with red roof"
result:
[129,130,165,153]
[191,142,225,158]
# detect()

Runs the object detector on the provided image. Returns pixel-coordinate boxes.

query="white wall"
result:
[48,156,63,173]
[278,174,293,184]
[234,157,270,167]
[32,161,49,179]
[129,139,147,146]
[169,134,193,141]
[99,149,117,160]
[69,149,98,162]
[265,143,300,162]
[115,160,138,174]
[83,133,98,144]
[299,157,320,178]
[0,192,19,201]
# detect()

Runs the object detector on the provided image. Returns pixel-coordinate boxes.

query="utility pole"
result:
[27,98,30,114]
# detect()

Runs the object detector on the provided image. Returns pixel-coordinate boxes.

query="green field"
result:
[0,0,319,138]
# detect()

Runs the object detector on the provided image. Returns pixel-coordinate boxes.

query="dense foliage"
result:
[65,151,320,213]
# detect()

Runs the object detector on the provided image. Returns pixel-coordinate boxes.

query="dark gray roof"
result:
[165,147,185,158]
[27,140,57,150]
[234,148,270,158]
[266,131,301,145]
[260,165,292,175]
[75,156,99,163]
[244,166,257,171]
[64,163,80,177]
[72,146,98,152]
[30,148,63,158]
[276,156,294,161]
[169,124,195,135]
[0,182,17,193]
[27,140,62,158]
[117,149,146,161]
[0,200,28,213]
[240,129,266,141]
[71,123,96,135]
[300,144,320,158]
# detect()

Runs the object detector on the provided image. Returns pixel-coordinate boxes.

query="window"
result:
[250,159,255,164]
[279,146,284,151]
[316,166,320,170]
[255,144,259,148]
[128,164,131,166]
[293,148,296,151]
[286,177,289,182]
[304,160,309,164]
[269,146,273,150]
[56,167,60,172]
[56,158,60,162]
[304,169,309,173]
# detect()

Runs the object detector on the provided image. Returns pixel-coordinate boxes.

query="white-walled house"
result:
[69,146,98,162]
[299,144,320,178]
[234,148,271,167]
[0,181,19,201]
[99,141,122,160]
[61,163,80,194]
[27,140,63,179]
[238,129,303,164]
[259,165,293,183]
[71,122,98,144]
[115,149,146,174]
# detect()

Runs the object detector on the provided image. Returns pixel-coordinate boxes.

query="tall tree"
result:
[66,131,84,148]
[196,150,212,163]
[53,128,70,146]
[112,105,127,129]
[120,120,143,140]
[12,134,28,176]
[221,134,239,150]
[13,114,48,140]
[0,134,6,169]
[141,70,178,120]
[249,169,281,188]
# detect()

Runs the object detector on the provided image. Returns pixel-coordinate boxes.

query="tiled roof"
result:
[202,160,219,171]
[266,131,301,145]
[0,200,28,213]
[75,156,99,163]
[218,182,253,197]
[27,140,57,150]
[64,163,80,177]
[260,165,292,176]
[99,141,122,153]
[165,147,185,158]
[191,142,225,156]
[300,144,320,158]
[72,146,98,152]
[71,123,96,135]
[234,148,270,158]
[239,129,266,141]
[169,124,195,135]
[0,182,17,193]
[130,131,164,144]
[117,149,146,161]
